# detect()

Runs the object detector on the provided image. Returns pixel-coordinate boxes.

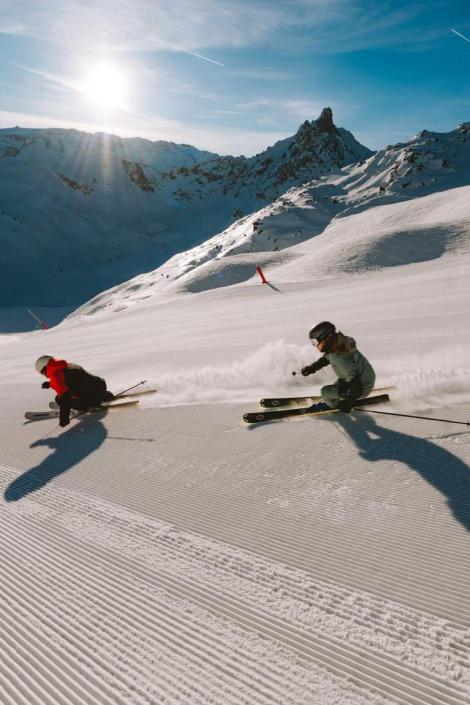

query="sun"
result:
[80,62,128,111]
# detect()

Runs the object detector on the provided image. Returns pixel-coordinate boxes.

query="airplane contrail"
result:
[129,28,225,67]
[451,28,470,44]
[155,38,225,67]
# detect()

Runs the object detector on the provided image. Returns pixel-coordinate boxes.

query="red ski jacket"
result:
[44,358,70,397]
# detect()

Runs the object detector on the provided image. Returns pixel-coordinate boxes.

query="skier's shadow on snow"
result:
[337,413,470,532]
[4,418,107,502]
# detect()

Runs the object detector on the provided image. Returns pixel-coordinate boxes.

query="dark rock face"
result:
[316,107,335,133]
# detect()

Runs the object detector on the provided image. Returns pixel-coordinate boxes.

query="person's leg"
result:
[69,398,89,412]
[359,382,375,398]
[85,378,113,406]
[95,378,114,403]
[321,382,342,408]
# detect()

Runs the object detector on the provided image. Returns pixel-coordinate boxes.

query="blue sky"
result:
[0,1,469,155]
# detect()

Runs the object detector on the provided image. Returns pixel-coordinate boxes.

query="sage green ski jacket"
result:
[325,332,375,390]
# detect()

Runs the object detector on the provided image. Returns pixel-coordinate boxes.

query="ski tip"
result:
[353,393,390,408]
[243,413,267,424]
[366,393,390,403]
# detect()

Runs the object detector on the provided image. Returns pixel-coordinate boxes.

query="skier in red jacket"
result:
[35,355,114,427]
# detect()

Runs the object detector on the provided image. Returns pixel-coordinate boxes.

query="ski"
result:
[48,387,156,410]
[243,394,390,424]
[25,399,139,421]
[260,386,394,408]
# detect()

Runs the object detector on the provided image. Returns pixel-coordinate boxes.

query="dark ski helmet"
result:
[309,321,336,342]
[309,321,336,352]
[35,355,53,374]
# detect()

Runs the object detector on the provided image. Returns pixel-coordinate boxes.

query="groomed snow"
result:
[0,188,470,704]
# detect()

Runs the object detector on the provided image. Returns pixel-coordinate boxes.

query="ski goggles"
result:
[313,335,334,352]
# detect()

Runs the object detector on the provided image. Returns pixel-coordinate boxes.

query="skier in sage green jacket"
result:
[300,321,376,412]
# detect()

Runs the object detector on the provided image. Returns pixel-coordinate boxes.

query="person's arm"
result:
[46,359,69,396]
[301,355,330,376]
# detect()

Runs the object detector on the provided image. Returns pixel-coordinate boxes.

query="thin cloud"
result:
[13,64,80,94]
[235,98,346,124]
[12,62,147,125]
[0,109,114,133]
[0,107,286,156]
[0,1,344,52]
[0,22,27,35]
[0,1,447,57]
[227,68,298,81]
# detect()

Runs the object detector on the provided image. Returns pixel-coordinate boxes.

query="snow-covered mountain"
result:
[152,107,372,213]
[0,129,216,306]
[0,108,371,306]
[77,122,470,313]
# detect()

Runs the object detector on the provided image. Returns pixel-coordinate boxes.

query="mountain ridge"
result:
[0,108,371,305]
[155,107,372,211]
[74,121,470,314]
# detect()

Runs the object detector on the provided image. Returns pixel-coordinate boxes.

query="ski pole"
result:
[356,408,470,427]
[114,379,147,399]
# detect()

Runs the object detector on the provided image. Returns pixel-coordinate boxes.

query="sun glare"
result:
[80,63,128,111]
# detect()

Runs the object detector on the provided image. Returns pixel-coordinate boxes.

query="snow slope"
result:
[0,183,470,703]
[73,122,470,312]
[0,108,371,307]
[0,128,216,307]
[74,184,470,320]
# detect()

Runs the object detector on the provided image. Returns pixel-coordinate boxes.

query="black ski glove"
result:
[41,381,50,389]
[301,356,330,377]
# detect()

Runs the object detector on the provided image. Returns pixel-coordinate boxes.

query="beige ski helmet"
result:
[35,355,53,374]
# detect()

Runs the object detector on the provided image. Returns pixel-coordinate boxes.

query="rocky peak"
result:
[294,108,337,147]
[315,107,336,134]
[295,120,314,141]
